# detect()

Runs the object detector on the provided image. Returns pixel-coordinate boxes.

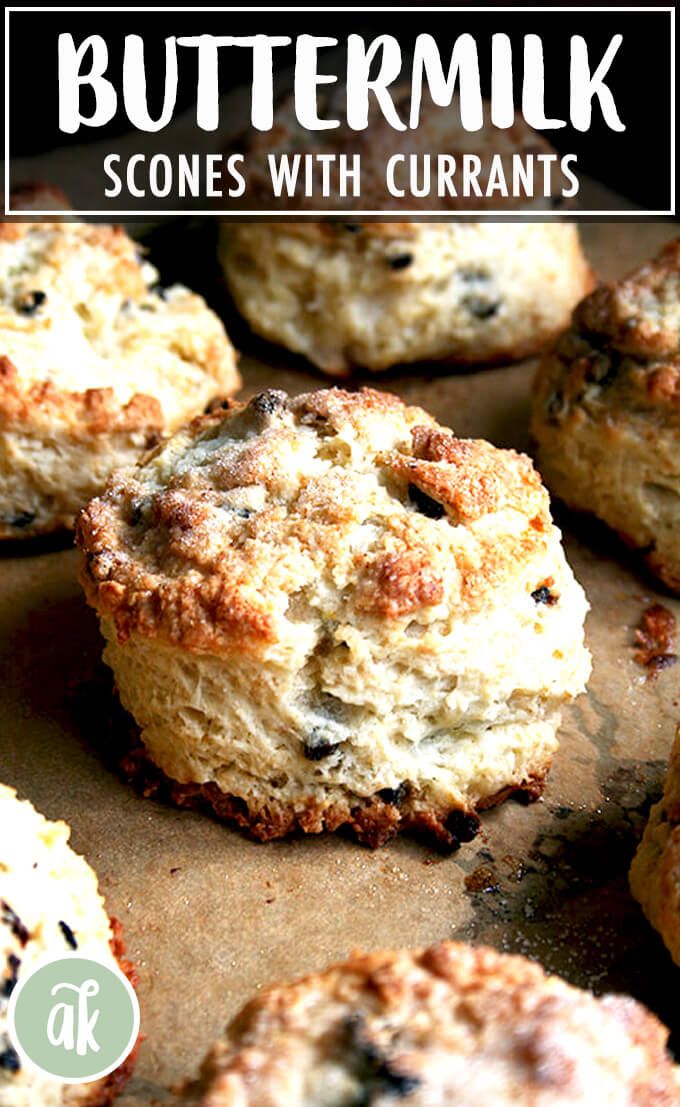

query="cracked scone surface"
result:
[532,238,680,591]
[77,387,590,848]
[219,221,593,374]
[630,725,680,966]
[178,941,680,1106]
[0,218,240,538]
[0,783,136,1106]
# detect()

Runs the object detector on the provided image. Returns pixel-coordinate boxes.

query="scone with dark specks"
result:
[77,387,590,848]
[0,209,240,538]
[220,222,593,375]
[177,942,680,1106]
[0,783,138,1106]
[532,239,680,591]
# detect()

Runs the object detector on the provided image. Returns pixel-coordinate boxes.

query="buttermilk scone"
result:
[532,239,680,591]
[77,388,590,848]
[178,942,680,1106]
[220,222,593,374]
[630,725,680,965]
[0,784,137,1106]
[0,216,240,538]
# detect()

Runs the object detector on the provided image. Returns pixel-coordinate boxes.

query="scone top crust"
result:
[180,941,680,1106]
[78,386,562,658]
[0,219,239,437]
[535,238,680,425]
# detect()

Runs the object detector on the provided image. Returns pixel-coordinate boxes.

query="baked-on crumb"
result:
[0,203,240,538]
[633,603,677,678]
[78,387,590,848]
[532,239,680,593]
[177,941,680,1106]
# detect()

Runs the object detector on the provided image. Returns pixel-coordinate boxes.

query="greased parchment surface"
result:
[0,221,678,1103]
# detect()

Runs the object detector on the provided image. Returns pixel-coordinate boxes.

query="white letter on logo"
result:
[48,981,100,1056]
[346,34,405,131]
[123,36,178,132]
[410,33,483,131]
[58,34,117,134]
[522,35,565,129]
[47,1001,75,1051]
[295,35,340,130]
[570,34,625,132]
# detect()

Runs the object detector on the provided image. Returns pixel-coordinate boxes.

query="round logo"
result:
[7,956,139,1084]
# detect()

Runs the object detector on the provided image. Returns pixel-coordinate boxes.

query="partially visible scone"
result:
[0,783,137,1106]
[0,214,240,538]
[630,724,680,965]
[178,941,680,1106]
[532,239,680,591]
[77,387,590,848]
[220,222,593,374]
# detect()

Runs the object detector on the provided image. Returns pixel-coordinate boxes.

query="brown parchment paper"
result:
[1,221,679,1104]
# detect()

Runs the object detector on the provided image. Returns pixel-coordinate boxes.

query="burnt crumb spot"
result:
[59,921,78,950]
[250,390,288,417]
[445,810,480,847]
[531,586,557,606]
[408,483,446,520]
[377,782,410,807]
[303,738,339,761]
[7,511,36,529]
[343,223,362,233]
[463,295,500,320]
[2,954,20,999]
[344,1016,421,1103]
[0,1046,20,1073]
[2,902,29,946]
[647,653,678,676]
[465,864,500,893]
[634,603,677,680]
[387,253,413,271]
[16,290,46,316]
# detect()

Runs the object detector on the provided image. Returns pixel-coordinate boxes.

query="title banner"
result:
[4,5,676,216]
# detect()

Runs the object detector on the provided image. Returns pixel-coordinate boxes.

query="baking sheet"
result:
[1,220,678,1104]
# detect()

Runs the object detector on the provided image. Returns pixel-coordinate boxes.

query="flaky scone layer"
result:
[78,387,590,845]
[532,239,680,591]
[0,219,240,537]
[178,941,680,1106]
[220,221,593,374]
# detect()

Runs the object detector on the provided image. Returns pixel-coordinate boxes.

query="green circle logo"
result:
[7,956,139,1084]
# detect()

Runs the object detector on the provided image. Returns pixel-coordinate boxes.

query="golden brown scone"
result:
[77,387,590,848]
[630,724,680,966]
[0,784,138,1107]
[220,221,593,375]
[532,239,680,592]
[0,214,240,538]
[178,941,680,1106]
